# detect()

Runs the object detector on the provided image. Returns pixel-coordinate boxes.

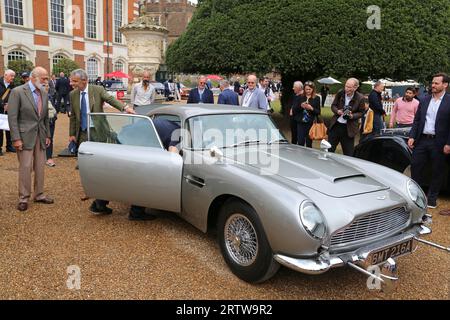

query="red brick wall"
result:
[72,0,85,38]
[75,55,86,69]
[35,51,50,71]
[33,0,49,31]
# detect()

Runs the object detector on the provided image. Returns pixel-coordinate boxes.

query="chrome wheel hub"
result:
[224,213,258,266]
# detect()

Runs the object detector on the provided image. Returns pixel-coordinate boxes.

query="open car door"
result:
[78,113,183,213]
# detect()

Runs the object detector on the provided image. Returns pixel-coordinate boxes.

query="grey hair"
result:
[219,80,230,87]
[31,67,48,78]
[293,81,304,89]
[4,69,15,77]
[374,80,384,88]
[70,69,89,80]
[348,77,360,88]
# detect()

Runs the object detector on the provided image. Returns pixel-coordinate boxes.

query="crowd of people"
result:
[2,65,449,217]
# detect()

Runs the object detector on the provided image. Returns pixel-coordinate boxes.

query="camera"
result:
[343,105,352,120]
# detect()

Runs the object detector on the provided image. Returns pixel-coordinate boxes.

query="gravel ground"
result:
[0,108,449,300]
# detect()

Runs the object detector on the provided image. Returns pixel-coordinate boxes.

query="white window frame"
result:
[1,0,33,28]
[87,57,100,81]
[49,0,65,33]
[112,0,127,44]
[7,50,27,63]
[85,0,98,39]
[4,0,23,25]
[52,53,68,68]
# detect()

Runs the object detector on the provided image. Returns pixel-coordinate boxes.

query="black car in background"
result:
[354,128,450,190]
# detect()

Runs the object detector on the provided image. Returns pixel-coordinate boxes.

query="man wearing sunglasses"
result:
[240,75,268,110]
[187,76,214,104]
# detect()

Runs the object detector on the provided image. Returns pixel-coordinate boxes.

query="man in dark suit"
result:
[329,78,366,156]
[55,72,72,114]
[368,81,386,134]
[48,74,57,107]
[187,76,214,104]
[8,67,53,211]
[408,73,450,209]
[0,69,16,155]
[218,80,239,106]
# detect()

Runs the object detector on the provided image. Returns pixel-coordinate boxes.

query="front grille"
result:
[330,207,410,247]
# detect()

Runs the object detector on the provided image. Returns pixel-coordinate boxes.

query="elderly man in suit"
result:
[68,69,135,215]
[408,73,450,210]
[240,75,268,110]
[0,69,16,155]
[8,67,53,212]
[218,80,239,106]
[187,76,214,104]
[328,78,366,156]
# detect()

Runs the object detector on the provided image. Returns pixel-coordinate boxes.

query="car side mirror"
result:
[320,139,332,152]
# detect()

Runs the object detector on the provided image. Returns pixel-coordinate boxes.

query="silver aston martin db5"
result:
[78,105,447,287]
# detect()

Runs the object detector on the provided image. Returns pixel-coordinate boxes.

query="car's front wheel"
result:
[217,199,279,283]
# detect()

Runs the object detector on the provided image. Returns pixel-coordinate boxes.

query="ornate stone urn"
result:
[120,15,169,82]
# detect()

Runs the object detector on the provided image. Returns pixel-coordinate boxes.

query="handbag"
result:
[309,116,328,140]
[363,109,374,134]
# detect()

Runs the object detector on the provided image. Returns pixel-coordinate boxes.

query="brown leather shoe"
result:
[17,202,28,211]
[439,209,450,216]
[34,197,54,204]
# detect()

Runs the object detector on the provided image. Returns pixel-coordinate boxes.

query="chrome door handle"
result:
[78,151,94,156]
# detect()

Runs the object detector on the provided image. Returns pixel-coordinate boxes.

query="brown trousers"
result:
[17,136,46,203]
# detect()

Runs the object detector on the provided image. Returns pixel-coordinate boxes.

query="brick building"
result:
[0,0,139,80]
[143,0,195,45]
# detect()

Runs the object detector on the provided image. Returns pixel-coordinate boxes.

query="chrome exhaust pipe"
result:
[414,237,450,253]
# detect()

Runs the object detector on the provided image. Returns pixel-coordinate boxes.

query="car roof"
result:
[148,104,268,119]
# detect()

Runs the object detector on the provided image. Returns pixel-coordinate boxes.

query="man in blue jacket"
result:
[408,73,450,209]
[187,76,214,104]
[218,80,239,106]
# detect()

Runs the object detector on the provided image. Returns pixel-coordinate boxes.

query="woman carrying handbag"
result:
[292,81,321,147]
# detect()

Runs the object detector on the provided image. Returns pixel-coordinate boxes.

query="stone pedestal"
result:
[120,15,169,83]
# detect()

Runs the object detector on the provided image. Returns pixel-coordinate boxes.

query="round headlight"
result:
[407,180,427,209]
[300,201,327,240]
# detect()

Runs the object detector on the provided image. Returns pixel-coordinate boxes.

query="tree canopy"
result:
[52,58,80,77]
[166,0,450,83]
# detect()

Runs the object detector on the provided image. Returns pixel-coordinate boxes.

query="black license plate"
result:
[368,239,414,265]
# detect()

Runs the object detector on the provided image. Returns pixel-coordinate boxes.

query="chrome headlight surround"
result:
[407,179,427,209]
[299,201,327,240]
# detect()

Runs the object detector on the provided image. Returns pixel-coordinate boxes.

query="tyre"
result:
[217,199,280,283]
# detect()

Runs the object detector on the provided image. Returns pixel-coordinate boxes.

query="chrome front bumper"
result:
[274,224,431,275]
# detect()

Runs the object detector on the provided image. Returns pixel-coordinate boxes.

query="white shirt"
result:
[131,82,155,106]
[242,89,255,108]
[423,94,444,135]
[337,94,354,124]
[198,88,205,104]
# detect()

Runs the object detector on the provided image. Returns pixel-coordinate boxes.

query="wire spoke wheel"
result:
[224,213,258,266]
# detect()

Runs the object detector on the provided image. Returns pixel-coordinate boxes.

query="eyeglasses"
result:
[305,81,314,86]
[199,82,206,85]
[247,82,255,84]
